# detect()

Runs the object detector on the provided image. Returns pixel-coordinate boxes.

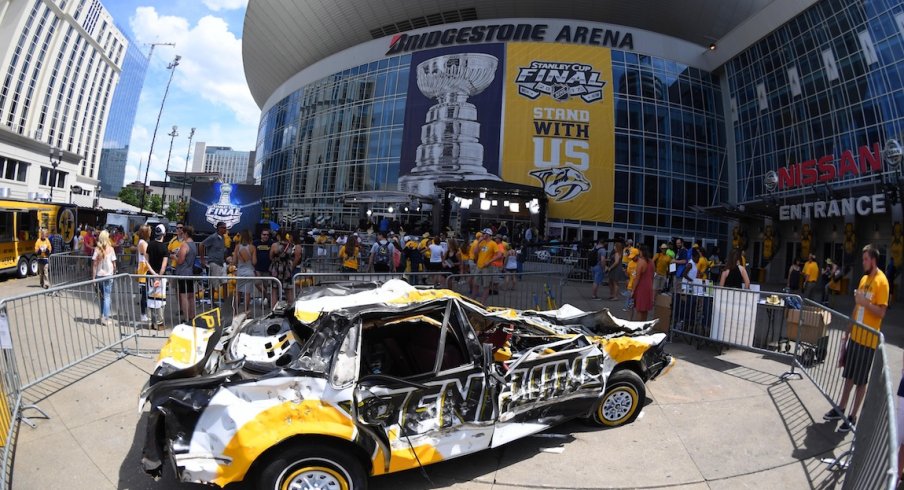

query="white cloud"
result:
[123,7,260,192]
[129,7,260,126]
[202,0,248,12]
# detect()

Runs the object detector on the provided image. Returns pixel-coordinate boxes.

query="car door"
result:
[491,335,604,447]
[352,301,495,475]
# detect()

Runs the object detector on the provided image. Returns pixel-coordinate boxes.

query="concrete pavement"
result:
[4,273,900,489]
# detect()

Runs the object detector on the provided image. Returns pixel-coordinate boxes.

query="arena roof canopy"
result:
[243,0,819,108]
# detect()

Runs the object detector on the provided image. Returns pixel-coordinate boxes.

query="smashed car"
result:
[140,280,672,489]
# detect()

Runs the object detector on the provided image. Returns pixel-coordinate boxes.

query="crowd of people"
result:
[587,237,757,320]
[72,218,542,328]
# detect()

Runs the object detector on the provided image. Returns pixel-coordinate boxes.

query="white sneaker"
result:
[140,314,149,322]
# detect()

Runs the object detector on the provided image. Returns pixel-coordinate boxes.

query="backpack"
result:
[586,247,601,269]
[374,241,390,266]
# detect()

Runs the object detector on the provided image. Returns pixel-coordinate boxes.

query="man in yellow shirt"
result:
[802,253,820,300]
[653,243,671,292]
[823,244,888,433]
[475,229,502,302]
[34,228,52,289]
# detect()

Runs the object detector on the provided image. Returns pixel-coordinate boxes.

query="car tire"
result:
[258,442,367,490]
[28,257,38,276]
[16,257,29,278]
[592,369,646,428]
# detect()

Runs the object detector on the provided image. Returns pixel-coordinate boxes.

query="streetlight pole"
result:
[139,54,181,214]
[180,128,196,222]
[161,125,178,213]
[180,127,196,201]
[48,146,62,202]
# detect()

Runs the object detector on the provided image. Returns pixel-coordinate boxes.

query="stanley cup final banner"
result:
[502,42,615,222]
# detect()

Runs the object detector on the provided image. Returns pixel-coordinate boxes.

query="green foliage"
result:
[166,199,187,222]
[146,194,163,214]
[118,187,141,207]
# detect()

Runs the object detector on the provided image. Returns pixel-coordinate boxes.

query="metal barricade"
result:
[521,244,582,278]
[666,282,897,488]
[785,299,897,488]
[0,274,142,490]
[841,342,897,489]
[669,282,800,374]
[445,271,564,311]
[120,273,284,340]
[0,272,283,489]
[292,271,447,297]
[47,252,93,287]
[48,252,140,287]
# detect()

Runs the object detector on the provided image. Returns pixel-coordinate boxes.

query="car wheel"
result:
[258,443,367,490]
[29,258,38,276]
[16,257,29,278]
[593,370,646,428]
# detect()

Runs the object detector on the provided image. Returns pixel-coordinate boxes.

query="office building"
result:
[191,141,254,184]
[98,29,148,198]
[0,0,127,202]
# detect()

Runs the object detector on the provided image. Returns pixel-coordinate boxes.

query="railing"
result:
[0,272,283,489]
[665,282,897,488]
[48,252,140,287]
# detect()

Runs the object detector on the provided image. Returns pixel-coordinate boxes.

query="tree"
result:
[166,199,187,222]
[146,194,163,214]
[118,187,142,207]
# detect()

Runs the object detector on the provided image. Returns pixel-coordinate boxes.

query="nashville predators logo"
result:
[529,167,591,202]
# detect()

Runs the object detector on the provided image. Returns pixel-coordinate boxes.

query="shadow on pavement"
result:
[767,381,847,489]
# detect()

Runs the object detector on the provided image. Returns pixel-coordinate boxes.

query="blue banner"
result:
[188,182,263,234]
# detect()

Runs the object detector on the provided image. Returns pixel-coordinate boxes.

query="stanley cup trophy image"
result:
[399,53,501,197]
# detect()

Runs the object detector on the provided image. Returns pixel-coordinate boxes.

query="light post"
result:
[180,127,196,201]
[48,146,62,202]
[161,125,178,213]
[139,54,181,214]
[69,184,83,204]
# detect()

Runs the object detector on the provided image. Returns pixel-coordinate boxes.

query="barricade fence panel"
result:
[788,299,896,489]
[120,274,284,340]
[49,252,140,287]
[840,343,897,490]
[669,282,800,364]
[445,272,564,311]
[292,272,449,297]
[0,274,140,392]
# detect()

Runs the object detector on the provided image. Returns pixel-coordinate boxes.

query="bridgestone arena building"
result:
[244,0,904,287]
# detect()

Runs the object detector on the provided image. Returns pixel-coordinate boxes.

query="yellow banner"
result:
[502,43,615,222]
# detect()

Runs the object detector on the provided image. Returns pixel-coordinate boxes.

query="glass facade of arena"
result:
[255,47,728,242]
[727,0,904,203]
[256,44,727,242]
[724,0,904,283]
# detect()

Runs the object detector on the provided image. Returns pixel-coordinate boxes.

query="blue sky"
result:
[103,0,257,185]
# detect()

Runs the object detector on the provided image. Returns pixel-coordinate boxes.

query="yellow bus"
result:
[0,199,76,278]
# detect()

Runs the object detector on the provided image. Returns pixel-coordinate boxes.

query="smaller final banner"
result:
[501,42,615,222]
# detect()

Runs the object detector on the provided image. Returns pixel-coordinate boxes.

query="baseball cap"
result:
[483,228,493,235]
[826,258,833,265]
[660,243,668,249]
[155,224,166,236]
